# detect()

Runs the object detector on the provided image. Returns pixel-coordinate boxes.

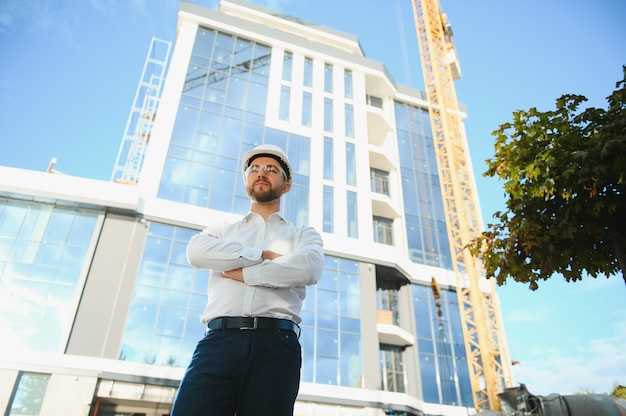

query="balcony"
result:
[371,192,401,219]
[376,310,414,347]
[366,107,393,147]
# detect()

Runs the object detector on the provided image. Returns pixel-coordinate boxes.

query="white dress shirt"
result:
[186,211,324,324]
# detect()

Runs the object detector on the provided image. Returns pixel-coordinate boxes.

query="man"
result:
[171,144,324,416]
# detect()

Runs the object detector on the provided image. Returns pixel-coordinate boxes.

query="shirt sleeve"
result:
[243,226,324,288]
[186,224,263,271]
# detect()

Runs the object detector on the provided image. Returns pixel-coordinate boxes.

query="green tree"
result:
[469,67,626,289]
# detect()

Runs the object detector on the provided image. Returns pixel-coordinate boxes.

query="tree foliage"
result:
[468,67,626,289]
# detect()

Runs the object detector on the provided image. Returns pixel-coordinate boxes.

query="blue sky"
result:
[1,0,625,396]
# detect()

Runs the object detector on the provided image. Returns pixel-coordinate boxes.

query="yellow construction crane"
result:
[411,0,514,411]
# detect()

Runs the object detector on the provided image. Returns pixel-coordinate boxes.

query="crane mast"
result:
[410,0,513,411]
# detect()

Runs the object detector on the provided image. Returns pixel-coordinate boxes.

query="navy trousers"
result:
[170,327,302,416]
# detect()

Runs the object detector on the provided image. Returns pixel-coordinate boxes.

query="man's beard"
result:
[247,182,280,203]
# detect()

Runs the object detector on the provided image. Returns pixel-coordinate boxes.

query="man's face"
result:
[245,156,290,203]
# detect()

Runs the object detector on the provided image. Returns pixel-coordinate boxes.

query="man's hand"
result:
[220,268,244,281]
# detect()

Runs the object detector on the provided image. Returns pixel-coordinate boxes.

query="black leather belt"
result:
[207,316,300,335]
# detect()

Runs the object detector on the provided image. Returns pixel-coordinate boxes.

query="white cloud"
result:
[510,316,626,396]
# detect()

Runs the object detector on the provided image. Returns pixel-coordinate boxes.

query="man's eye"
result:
[267,167,278,174]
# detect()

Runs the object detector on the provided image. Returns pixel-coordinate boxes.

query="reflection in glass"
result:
[300,255,362,387]
[380,344,406,392]
[412,284,473,407]
[345,142,356,186]
[279,85,290,121]
[347,191,358,238]
[323,136,333,181]
[120,223,207,367]
[395,101,452,269]
[302,91,312,126]
[8,373,49,416]
[323,185,333,233]
[159,28,311,225]
[344,69,353,99]
[324,63,333,93]
[303,57,313,87]
[323,98,333,132]
[345,103,354,138]
[0,200,98,352]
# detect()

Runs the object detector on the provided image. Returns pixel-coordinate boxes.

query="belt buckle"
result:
[241,316,258,330]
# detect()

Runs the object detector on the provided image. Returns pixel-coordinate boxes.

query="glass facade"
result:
[395,101,452,269]
[0,198,99,352]
[157,27,311,226]
[413,284,473,407]
[300,256,362,387]
[119,229,366,387]
[119,223,207,367]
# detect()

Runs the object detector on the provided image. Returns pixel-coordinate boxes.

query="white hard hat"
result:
[241,144,292,183]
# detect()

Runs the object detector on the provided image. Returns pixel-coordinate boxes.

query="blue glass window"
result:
[324,98,333,133]
[158,28,272,212]
[8,372,49,415]
[324,63,333,93]
[345,103,354,138]
[158,28,311,226]
[302,91,312,126]
[347,191,358,238]
[279,133,311,227]
[120,223,208,367]
[0,199,99,352]
[279,85,290,120]
[323,136,333,181]
[345,142,356,186]
[301,256,362,387]
[395,101,451,269]
[303,57,313,88]
[412,284,473,407]
[344,69,353,99]
[282,51,293,81]
[323,185,333,233]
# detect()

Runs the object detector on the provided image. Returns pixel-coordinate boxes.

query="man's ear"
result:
[283,181,291,193]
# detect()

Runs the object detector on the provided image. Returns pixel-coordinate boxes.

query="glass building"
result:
[0,1,505,415]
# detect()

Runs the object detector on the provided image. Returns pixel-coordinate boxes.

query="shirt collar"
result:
[242,211,287,223]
